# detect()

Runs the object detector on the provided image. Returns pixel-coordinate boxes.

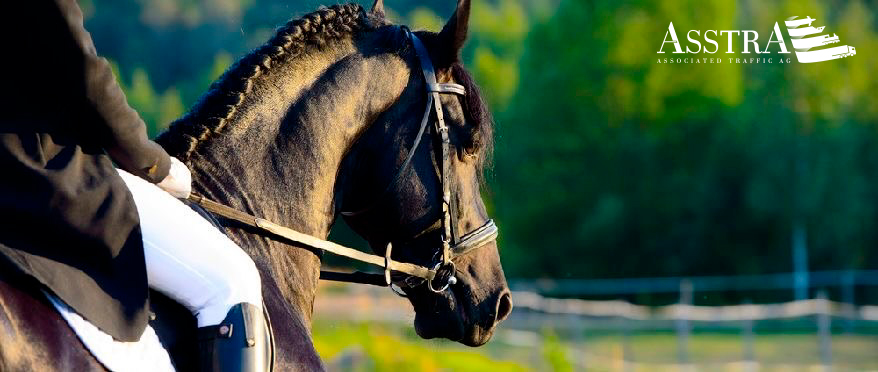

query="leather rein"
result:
[187,30,498,294]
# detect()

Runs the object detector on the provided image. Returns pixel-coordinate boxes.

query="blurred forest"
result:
[80,0,878,296]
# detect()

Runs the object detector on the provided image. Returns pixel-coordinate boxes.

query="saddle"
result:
[43,201,272,372]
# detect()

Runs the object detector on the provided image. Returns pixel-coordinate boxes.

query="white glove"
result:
[156,157,192,199]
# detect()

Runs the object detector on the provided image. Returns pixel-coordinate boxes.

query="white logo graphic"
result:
[785,16,856,63]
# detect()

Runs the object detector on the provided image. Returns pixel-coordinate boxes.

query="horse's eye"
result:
[463,140,479,158]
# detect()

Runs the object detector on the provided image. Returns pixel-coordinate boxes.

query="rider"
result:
[0,1,269,371]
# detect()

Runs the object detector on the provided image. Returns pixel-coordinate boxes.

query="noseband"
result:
[189,30,498,294]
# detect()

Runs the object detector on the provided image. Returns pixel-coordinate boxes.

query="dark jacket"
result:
[0,0,171,341]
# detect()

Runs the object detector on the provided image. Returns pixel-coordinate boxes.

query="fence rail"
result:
[509,269,878,295]
[512,290,878,321]
[315,272,878,369]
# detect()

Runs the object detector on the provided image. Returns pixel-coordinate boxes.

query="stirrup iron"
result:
[198,303,272,372]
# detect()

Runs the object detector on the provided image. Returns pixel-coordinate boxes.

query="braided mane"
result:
[157,3,495,176]
[156,3,370,161]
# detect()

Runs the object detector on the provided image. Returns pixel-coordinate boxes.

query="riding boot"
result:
[198,303,272,372]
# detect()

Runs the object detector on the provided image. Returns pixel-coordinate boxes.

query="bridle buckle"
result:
[427,261,457,293]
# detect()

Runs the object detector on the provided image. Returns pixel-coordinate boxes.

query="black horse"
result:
[0,0,512,370]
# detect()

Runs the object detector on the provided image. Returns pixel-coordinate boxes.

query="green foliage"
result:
[492,0,878,288]
[407,7,443,31]
[466,0,530,109]
[114,66,184,137]
[541,330,573,372]
[472,47,518,107]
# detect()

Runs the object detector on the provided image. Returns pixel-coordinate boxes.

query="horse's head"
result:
[339,0,512,347]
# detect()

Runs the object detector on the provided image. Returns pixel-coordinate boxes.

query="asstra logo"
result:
[656,16,856,64]
[784,16,856,63]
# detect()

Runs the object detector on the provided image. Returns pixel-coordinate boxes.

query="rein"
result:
[187,30,498,293]
[188,193,497,289]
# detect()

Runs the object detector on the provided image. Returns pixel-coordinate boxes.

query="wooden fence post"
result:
[816,290,832,370]
[742,299,755,368]
[676,279,692,366]
[842,270,856,333]
[622,316,633,372]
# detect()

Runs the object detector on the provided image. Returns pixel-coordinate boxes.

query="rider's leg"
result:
[116,169,270,372]
[117,169,262,325]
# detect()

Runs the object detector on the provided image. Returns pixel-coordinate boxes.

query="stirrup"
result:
[198,303,273,372]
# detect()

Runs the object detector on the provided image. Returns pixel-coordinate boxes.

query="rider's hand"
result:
[156,157,192,199]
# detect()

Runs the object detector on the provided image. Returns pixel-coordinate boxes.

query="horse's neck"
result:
[178,38,410,324]
[188,44,360,236]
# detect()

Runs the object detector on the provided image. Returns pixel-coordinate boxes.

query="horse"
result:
[0,0,512,370]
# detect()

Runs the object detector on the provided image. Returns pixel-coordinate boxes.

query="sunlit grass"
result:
[313,321,531,371]
[312,320,878,371]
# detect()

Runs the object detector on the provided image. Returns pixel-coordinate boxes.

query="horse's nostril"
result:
[495,292,513,324]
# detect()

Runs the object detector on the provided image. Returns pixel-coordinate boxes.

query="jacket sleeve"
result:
[57,0,171,183]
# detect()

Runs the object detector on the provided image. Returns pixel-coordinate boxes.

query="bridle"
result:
[188,29,498,294]
[341,29,498,293]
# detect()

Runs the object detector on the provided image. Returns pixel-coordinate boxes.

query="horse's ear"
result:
[436,0,471,65]
[370,0,386,18]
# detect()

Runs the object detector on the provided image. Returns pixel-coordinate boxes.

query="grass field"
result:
[311,321,878,371]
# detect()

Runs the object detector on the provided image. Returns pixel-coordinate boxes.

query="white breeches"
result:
[116,169,263,328]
